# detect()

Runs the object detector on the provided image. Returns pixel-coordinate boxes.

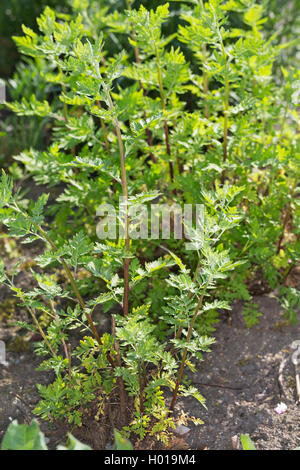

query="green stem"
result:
[154,44,177,187]
[213,6,229,184]
[171,258,202,353]
[128,9,157,165]
[94,68,129,424]
[50,300,72,379]
[138,361,144,415]
[96,101,110,156]
[16,289,56,358]
[202,44,209,119]
[29,307,56,357]
[221,74,229,184]
[111,315,128,426]
[279,100,289,141]
[223,75,229,164]
[37,224,111,355]
[58,65,69,128]
[11,203,115,366]
[168,293,205,415]
[104,89,131,317]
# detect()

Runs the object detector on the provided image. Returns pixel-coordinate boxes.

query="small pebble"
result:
[105,442,114,450]
[174,424,190,437]
[231,435,240,450]
[255,392,266,400]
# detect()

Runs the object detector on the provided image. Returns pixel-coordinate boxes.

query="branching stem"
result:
[154,44,177,188]
[168,292,205,415]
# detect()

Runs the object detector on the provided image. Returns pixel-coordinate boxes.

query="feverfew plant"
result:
[1,0,299,446]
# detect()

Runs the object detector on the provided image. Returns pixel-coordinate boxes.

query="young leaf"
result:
[1,420,47,450]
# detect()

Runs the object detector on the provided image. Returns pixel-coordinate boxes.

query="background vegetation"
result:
[0,0,299,449]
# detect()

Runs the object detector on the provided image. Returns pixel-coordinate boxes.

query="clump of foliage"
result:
[1,419,133,450]
[1,419,91,450]
[0,0,299,446]
[0,0,70,78]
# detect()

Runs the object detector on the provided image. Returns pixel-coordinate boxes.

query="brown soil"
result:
[182,295,300,450]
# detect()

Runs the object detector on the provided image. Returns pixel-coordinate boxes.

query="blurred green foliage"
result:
[0,0,69,78]
[0,0,298,79]
[0,0,298,166]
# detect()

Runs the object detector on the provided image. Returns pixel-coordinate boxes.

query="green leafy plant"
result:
[0,168,240,441]
[240,433,256,450]
[1,420,48,450]
[0,0,299,447]
[114,429,133,450]
[278,287,300,325]
[1,419,91,450]
[242,301,262,328]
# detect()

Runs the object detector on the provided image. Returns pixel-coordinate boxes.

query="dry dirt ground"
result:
[183,295,300,450]
[0,284,300,449]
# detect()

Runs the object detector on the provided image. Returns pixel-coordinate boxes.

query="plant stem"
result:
[95,75,130,425]
[126,0,157,164]
[59,67,68,124]
[223,76,229,162]
[221,74,229,184]
[168,293,205,416]
[279,100,289,141]
[39,215,129,424]
[96,100,110,155]
[50,299,72,379]
[11,203,115,368]
[198,0,209,118]
[13,285,56,357]
[138,361,145,415]
[171,258,202,353]
[213,8,229,185]
[37,224,107,346]
[154,44,177,189]
[103,88,131,317]
[94,69,129,424]
[111,315,128,426]
[202,44,209,119]
[67,343,72,379]
[28,305,56,357]
[276,205,290,254]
